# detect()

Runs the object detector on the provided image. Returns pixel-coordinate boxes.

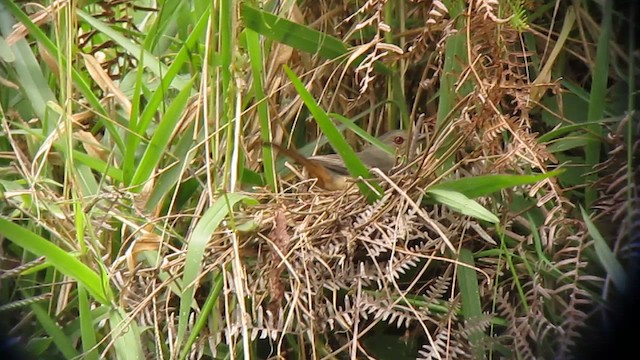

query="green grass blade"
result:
[0,7,56,127]
[31,303,78,359]
[17,125,124,183]
[426,189,499,224]
[176,193,258,351]
[581,206,627,292]
[77,9,190,91]
[428,170,563,199]
[547,135,598,153]
[456,248,484,359]
[433,0,470,170]
[2,1,119,148]
[78,285,99,360]
[130,78,194,188]
[145,124,198,213]
[584,1,612,205]
[241,4,390,74]
[142,0,185,53]
[241,4,347,60]
[435,0,467,129]
[538,118,619,143]
[65,306,111,340]
[246,28,276,190]
[123,44,147,185]
[179,271,225,360]
[283,65,380,200]
[330,114,394,154]
[123,5,210,185]
[0,219,112,305]
[109,308,144,360]
[561,80,616,118]
[68,149,123,183]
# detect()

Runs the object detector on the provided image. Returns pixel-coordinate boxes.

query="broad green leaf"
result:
[241,4,347,61]
[109,308,144,360]
[241,4,391,74]
[428,170,563,199]
[0,34,15,61]
[426,189,499,224]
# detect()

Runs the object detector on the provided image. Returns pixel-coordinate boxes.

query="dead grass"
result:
[1,0,636,359]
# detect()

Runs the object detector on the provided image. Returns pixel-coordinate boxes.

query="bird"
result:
[266,130,410,190]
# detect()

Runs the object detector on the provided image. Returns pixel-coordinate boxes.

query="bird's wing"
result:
[265,142,338,190]
[308,154,350,175]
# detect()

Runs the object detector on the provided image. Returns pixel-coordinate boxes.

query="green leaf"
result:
[0,6,56,126]
[145,124,198,212]
[546,135,598,153]
[130,78,195,188]
[31,303,78,359]
[584,1,612,205]
[456,248,484,359]
[434,2,469,169]
[246,28,277,190]
[330,114,394,155]
[2,1,119,149]
[283,65,381,200]
[77,9,190,91]
[176,193,258,351]
[179,272,225,360]
[429,170,563,199]
[18,125,123,183]
[0,218,112,305]
[241,5,347,60]
[124,5,210,185]
[78,286,99,360]
[538,118,619,143]
[426,189,499,224]
[109,308,144,360]
[581,206,627,292]
[241,4,391,74]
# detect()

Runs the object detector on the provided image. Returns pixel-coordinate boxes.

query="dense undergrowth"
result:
[0,0,637,359]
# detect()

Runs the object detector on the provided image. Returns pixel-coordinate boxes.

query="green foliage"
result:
[0,0,635,358]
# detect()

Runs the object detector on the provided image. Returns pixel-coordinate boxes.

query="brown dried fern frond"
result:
[97,3,601,359]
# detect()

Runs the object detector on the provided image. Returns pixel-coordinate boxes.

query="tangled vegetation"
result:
[0,0,637,359]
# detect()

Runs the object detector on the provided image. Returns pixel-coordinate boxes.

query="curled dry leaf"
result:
[75,130,109,162]
[82,53,132,117]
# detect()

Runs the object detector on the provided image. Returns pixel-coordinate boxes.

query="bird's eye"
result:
[393,136,405,145]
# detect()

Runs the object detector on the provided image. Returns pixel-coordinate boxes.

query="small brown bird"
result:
[267,130,410,190]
